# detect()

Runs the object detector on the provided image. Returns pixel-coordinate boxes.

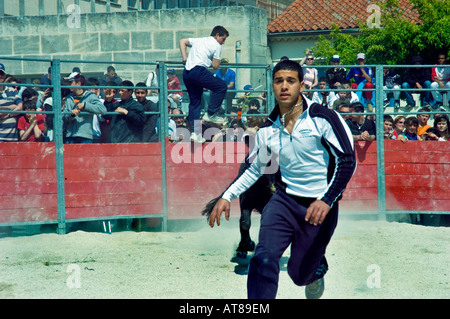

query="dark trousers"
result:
[183,66,227,133]
[64,136,93,144]
[247,190,338,299]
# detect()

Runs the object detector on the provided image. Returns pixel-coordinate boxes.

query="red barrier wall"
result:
[1,140,449,224]
[64,143,163,220]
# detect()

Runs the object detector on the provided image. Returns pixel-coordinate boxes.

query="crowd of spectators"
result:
[336,102,449,142]
[301,51,449,142]
[0,50,448,144]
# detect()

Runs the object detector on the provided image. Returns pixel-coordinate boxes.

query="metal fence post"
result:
[265,65,274,114]
[158,61,169,231]
[51,59,67,234]
[375,65,386,220]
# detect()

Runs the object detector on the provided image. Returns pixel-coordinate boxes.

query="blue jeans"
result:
[401,81,431,106]
[354,80,375,107]
[65,136,93,144]
[183,66,227,133]
[247,190,337,299]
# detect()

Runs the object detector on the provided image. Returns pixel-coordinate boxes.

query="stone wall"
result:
[0,6,268,88]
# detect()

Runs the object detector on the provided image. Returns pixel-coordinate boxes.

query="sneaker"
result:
[305,277,325,299]
[190,132,206,143]
[203,112,228,125]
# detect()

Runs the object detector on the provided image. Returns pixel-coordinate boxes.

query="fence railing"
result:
[0,56,449,234]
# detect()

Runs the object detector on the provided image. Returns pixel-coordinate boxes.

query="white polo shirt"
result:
[185,36,222,71]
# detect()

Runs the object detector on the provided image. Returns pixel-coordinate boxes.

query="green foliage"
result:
[312,0,450,65]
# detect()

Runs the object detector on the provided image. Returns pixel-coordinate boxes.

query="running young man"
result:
[209,60,356,299]
[179,25,229,143]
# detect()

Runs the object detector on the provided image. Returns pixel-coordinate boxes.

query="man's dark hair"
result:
[426,127,441,135]
[23,99,37,110]
[107,66,116,73]
[22,88,39,101]
[405,116,419,126]
[86,77,99,86]
[350,102,364,113]
[120,80,134,90]
[71,73,85,86]
[342,79,352,86]
[106,80,117,87]
[210,25,229,37]
[337,101,349,111]
[135,82,147,91]
[273,60,304,81]
[418,107,431,113]
[383,115,394,124]
[248,98,260,108]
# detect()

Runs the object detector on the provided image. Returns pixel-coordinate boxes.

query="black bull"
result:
[201,158,275,256]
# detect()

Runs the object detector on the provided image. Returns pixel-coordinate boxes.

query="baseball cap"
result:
[357,53,366,60]
[0,63,6,74]
[244,84,253,90]
[221,58,229,64]
[331,55,340,62]
[167,69,176,74]
[64,72,80,81]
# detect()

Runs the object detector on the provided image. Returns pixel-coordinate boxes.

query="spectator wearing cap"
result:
[326,55,347,89]
[167,69,183,107]
[401,55,432,108]
[62,72,107,144]
[237,84,257,113]
[213,58,236,113]
[346,53,375,112]
[0,63,24,142]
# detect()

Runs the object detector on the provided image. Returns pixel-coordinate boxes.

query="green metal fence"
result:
[0,56,449,233]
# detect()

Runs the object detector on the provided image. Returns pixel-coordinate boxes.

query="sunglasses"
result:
[307,58,314,61]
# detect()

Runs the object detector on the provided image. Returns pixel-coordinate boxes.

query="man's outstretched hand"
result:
[209,198,231,228]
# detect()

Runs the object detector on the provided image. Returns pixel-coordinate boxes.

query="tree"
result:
[312,0,450,65]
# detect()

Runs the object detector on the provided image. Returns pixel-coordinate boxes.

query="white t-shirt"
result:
[146,71,158,88]
[185,36,222,71]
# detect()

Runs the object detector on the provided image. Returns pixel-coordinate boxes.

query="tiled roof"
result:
[268,0,420,33]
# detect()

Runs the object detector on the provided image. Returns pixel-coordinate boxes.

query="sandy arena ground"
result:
[0,217,448,299]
